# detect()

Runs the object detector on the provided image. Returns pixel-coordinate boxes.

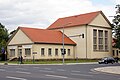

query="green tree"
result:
[112,4,120,48]
[0,23,9,60]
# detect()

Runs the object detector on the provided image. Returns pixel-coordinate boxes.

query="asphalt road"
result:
[0,63,120,80]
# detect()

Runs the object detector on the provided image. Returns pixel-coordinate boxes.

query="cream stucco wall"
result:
[89,13,110,27]
[7,44,75,59]
[87,26,112,59]
[59,26,87,59]
[32,44,75,59]
[8,29,33,45]
[112,48,120,58]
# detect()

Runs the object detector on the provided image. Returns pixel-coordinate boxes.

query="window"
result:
[10,49,15,57]
[93,29,97,51]
[55,48,58,56]
[25,48,31,57]
[105,31,108,51]
[98,30,103,50]
[41,48,45,56]
[113,50,115,56]
[68,49,70,56]
[117,50,119,56]
[93,29,109,52]
[48,48,52,56]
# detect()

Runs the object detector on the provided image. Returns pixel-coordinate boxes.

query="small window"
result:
[41,48,45,56]
[113,50,115,56]
[55,48,58,56]
[48,48,52,56]
[68,49,70,56]
[25,48,31,57]
[116,50,119,56]
[10,49,15,57]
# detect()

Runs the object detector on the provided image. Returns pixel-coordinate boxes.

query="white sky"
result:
[0,0,119,32]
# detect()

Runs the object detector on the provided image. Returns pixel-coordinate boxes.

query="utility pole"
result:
[62,25,65,64]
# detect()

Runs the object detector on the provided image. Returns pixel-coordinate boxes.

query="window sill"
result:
[93,50,109,52]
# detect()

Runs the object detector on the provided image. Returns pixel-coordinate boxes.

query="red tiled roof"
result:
[47,11,101,29]
[19,27,76,45]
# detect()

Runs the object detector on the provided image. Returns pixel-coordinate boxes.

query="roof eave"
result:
[34,42,76,46]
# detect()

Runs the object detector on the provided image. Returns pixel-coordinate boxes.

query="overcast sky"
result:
[0,0,119,32]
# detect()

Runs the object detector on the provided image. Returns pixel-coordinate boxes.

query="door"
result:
[18,49,22,57]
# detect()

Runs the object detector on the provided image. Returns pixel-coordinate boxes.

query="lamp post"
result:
[62,23,71,64]
[62,25,65,64]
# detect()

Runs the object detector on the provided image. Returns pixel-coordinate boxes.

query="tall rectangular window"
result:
[41,48,45,56]
[98,30,103,50]
[105,31,108,51]
[55,48,58,56]
[48,48,52,56]
[113,50,115,56]
[25,48,31,57]
[10,49,15,57]
[117,50,119,56]
[68,49,70,56]
[93,29,97,51]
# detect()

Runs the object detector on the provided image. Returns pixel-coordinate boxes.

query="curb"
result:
[0,62,97,66]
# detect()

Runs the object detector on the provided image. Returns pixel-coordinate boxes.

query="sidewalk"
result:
[94,66,120,75]
[0,62,97,65]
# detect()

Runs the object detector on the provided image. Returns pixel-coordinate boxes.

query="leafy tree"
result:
[0,23,9,60]
[112,4,120,49]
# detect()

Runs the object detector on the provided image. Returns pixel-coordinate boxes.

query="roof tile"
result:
[47,11,101,29]
[19,27,76,45]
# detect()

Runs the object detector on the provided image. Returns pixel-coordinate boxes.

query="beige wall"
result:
[7,45,33,59]
[59,26,87,59]
[112,48,120,58]
[32,44,75,59]
[90,13,110,27]
[87,26,112,58]
[8,29,33,45]
[7,44,75,59]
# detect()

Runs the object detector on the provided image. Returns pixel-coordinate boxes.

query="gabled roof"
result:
[47,11,108,29]
[18,27,76,45]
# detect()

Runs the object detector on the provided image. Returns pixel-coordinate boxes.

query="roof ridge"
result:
[19,26,60,32]
[47,11,102,29]
[59,11,101,19]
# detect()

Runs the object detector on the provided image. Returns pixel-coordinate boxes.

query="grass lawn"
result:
[0,59,98,64]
